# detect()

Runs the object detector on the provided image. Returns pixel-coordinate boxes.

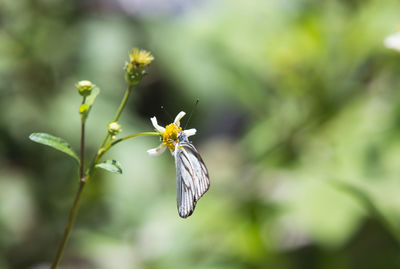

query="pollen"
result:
[163,123,182,151]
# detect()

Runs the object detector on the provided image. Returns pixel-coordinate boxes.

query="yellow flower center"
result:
[163,123,182,151]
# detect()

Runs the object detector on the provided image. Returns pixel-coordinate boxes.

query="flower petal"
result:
[150,117,165,133]
[183,128,196,137]
[147,143,167,156]
[174,111,186,127]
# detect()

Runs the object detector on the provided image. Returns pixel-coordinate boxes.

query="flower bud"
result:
[79,104,89,121]
[108,121,122,136]
[76,80,94,96]
[79,104,89,115]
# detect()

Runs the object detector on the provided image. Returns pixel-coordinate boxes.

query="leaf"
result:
[80,87,99,121]
[29,133,80,163]
[95,160,123,174]
[330,180,400,241]
[85,87,99,109]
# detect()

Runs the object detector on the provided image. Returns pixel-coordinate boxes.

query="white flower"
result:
[384,32,400,51]
[147,111,196,156]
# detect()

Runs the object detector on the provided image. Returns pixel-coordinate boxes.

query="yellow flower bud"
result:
[79,104,89,115]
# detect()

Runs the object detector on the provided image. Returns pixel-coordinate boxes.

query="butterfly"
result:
[147,111,210,218]
[174,132,210,218]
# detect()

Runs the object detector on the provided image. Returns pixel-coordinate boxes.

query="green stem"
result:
[51,120,87,269]
[80,121,85,178]
[87,132,160,176]
[97,85,134,151]
[51,181,86,269]
[111,132,160,147]
[113,85,133,122]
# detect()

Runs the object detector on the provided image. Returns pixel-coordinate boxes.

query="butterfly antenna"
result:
[184,99,199,129]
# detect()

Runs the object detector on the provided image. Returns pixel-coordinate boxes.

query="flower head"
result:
[129,48,154,67]
[125,48,154,85]
[147,111,197,156]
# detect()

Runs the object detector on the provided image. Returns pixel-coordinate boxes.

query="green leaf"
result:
[80,87,99,122]
[85,86,99,109]
[331,180,400,242]
[29,133,80,163]
[95,160,123,174]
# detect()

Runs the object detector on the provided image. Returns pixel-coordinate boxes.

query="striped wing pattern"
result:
[175,142,210,218]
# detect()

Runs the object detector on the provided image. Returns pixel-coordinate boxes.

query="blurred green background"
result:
[2,0,400,268]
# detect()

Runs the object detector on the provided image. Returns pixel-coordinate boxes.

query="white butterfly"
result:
[147,111,210,218]
[174,132,210,218]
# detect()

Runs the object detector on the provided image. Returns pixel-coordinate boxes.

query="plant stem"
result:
[51,181,86,269]
[51,120,87,269]
[113,85,133,122]
[110,132,160,147]
[80,121,85,178]
[98,85,134,150]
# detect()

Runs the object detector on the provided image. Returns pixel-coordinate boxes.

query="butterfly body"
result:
[174,132,210,218]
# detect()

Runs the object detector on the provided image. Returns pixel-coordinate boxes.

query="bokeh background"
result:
[2,0,400,268]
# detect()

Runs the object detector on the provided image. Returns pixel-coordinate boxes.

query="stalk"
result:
[98,85,134,149]
[51,121,87,269]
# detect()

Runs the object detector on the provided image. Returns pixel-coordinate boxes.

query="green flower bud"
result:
[79,104,89,115]
[76,80,94,97]
[79,104,89,121]
[108,121,122,137]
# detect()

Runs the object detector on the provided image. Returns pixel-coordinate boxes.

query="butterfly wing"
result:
[175,142,210,218]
